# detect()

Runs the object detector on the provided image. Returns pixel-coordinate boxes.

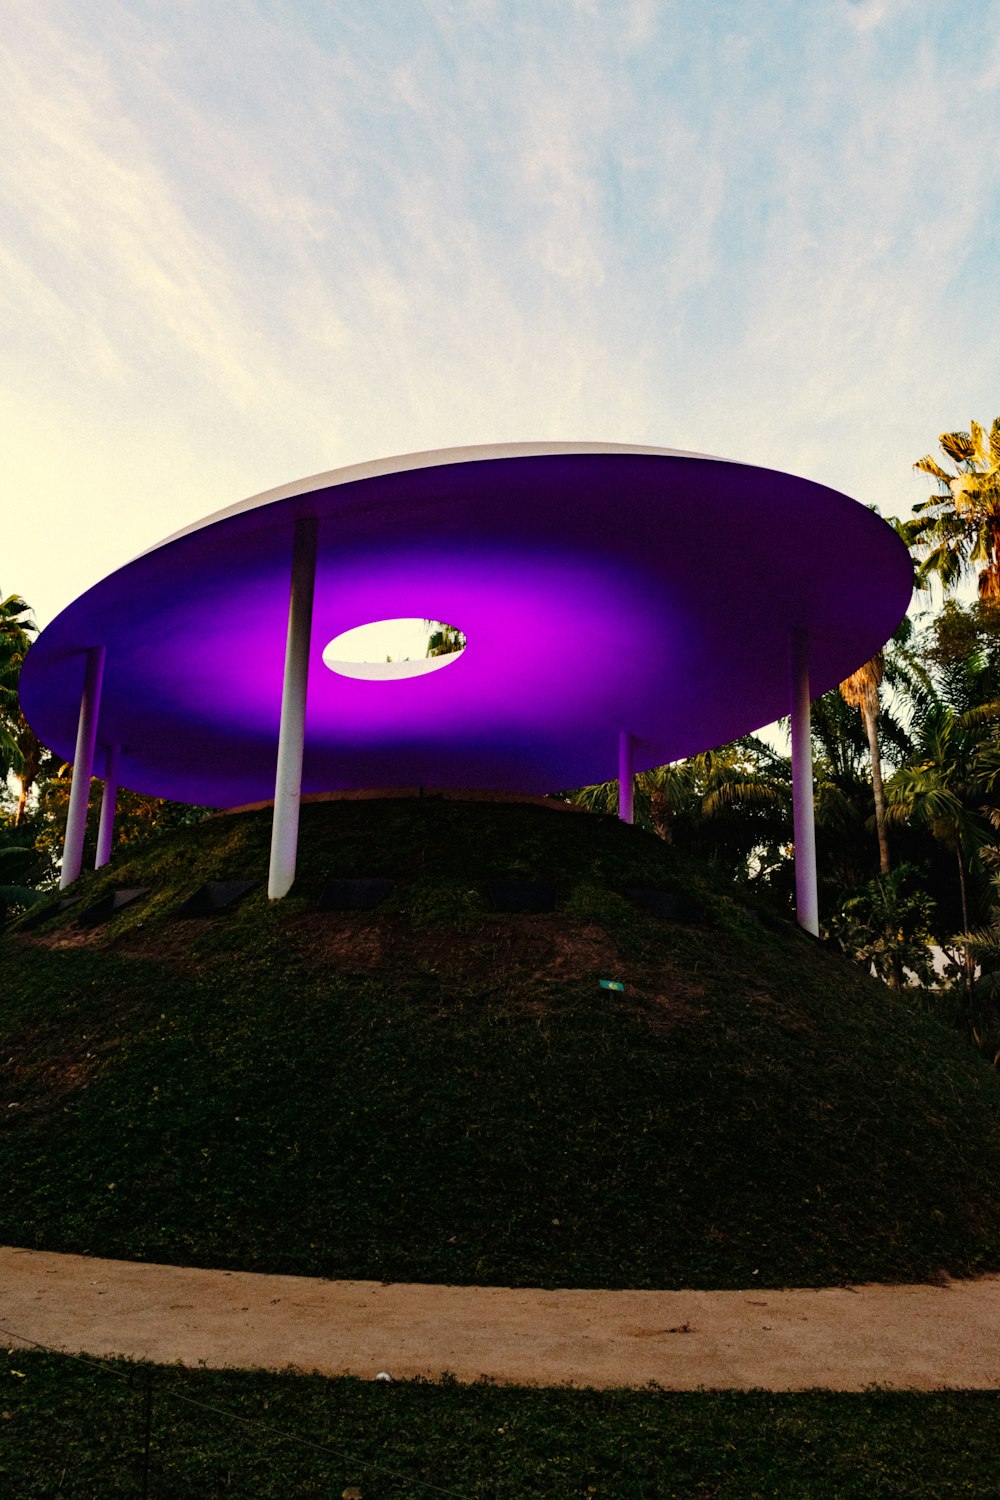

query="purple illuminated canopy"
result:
[21,442,913,808]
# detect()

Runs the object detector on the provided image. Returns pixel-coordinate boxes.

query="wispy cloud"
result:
[2,0,999,626]
[840,0,914,33]
[1,14,261,403]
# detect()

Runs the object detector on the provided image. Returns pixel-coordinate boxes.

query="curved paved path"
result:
[2,1246,999,1391]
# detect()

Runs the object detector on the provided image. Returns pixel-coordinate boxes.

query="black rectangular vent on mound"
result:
[626,887,709,925]
[18,895,83,932]
[317,877,395,912]
[487,878,558,914]
[78,888,150,928]
[175,880,257,917]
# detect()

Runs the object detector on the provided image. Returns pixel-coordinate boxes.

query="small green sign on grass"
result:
[599,979,625,992]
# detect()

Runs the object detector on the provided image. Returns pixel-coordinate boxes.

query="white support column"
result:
[788,627,819,936]
[60,646,106,889]
[95,742,120,870]
[268,516,318,900]
[618,730,634,825]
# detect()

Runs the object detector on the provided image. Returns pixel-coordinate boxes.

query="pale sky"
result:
[3,0,998,629]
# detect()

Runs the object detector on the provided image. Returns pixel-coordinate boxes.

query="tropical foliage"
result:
[424,620,466,657]
[839,651,890,874]
[0,592,48,825]
[828,863,937,988]
[902,417,1000,600]
[565,418,1000,1052]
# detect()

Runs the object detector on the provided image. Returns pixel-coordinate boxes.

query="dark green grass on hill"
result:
[3,1349,1000,1498]
[3,799,1000,1289]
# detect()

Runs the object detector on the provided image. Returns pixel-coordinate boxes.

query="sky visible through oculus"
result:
[332,620,440,665]
[326,615,470,681]
[1,0,998,638]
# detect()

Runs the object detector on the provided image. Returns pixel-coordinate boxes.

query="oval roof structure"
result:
[20,442,913,807]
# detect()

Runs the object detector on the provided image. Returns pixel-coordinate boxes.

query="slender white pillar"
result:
[618,730,634,825]
[95,742,120,870]
[788,627,819,936]
[60,646,106,888]
[268,516,318,899]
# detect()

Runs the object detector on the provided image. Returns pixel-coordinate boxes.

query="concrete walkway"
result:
[2,1246,999,1391]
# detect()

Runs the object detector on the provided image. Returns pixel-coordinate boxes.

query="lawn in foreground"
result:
[2,1349,998,1497]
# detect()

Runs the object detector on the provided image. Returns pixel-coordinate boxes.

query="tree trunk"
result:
[956,845,975,1004]
[649,790,671,842]
[860,701,902,986]
[861,701,891,876]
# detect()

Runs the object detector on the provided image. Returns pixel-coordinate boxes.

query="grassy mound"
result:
[4,797,1000,1289]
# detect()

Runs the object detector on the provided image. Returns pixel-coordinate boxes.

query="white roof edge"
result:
[140,440,728,557]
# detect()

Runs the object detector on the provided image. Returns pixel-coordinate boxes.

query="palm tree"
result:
[690,741,791,879]
[570,739,790,879]
[954,848,1000,1056]
[832,656,904,986]
[571,760,694,841]
[633,760,696,843]
[902,418,1000,601]
[809,687,884,896]
[0,593,41,823]
[1,593,32,755]
[839,651,891,875]
[424,622,466,658]
[885,701,1000,998]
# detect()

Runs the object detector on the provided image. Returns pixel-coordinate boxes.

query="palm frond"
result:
[939,429,976,467]
[990,417,1000,469]
[913,456,952,484]
[701,778,787,818]
[970,421,988,466]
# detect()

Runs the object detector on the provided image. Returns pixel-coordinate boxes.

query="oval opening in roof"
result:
[322,618,467,681]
